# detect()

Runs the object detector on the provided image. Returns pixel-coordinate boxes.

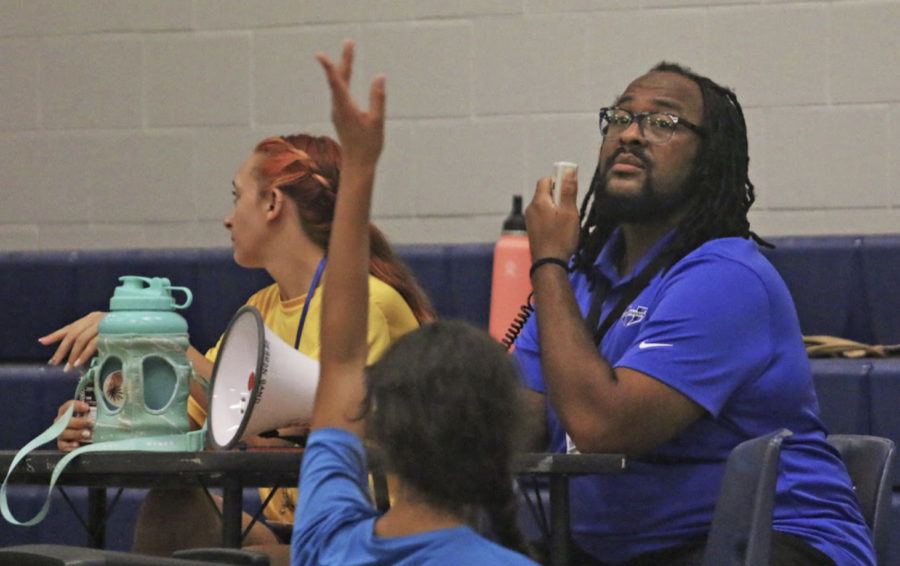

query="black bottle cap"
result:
[502,195,527,233]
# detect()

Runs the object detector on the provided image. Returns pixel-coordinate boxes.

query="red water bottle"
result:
[489,195,533,349]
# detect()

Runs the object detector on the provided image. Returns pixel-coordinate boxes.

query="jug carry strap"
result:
[1,380,205,526]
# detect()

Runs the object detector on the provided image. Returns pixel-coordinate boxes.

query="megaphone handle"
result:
[257,429,308,447]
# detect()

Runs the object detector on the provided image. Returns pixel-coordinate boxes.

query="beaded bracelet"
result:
[529,257,569,278]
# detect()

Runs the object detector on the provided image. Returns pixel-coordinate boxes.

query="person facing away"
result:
[515,62,875,566]
[40,121,434,557]
[290,40,538,566]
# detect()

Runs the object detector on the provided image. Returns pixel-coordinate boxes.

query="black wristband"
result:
[529,257,569,278]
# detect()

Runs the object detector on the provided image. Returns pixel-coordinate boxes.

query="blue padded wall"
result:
[810,359,873,437]
[399,243,494,328]
[761,236,871,343]
[0,248,273,362]
[0,251,80,362]
[5,236,894,362]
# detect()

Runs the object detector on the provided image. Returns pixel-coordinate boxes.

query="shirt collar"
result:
[593,227,679,287]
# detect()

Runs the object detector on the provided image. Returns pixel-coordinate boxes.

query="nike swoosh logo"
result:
[639,341,673,349]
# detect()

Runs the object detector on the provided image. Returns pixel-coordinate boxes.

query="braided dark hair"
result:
[572,62,771,276]
[361,320,532,557]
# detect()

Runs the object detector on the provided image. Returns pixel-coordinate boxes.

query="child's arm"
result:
[310,40,385,438]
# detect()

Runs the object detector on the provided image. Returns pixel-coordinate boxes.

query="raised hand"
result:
[309,40,383,435]
[315,40,385,167]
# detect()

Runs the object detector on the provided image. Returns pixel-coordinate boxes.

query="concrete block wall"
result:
[1,1,899,252]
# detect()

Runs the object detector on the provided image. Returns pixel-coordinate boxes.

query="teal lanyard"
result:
[294,255,327,350]
[1,376,205,527]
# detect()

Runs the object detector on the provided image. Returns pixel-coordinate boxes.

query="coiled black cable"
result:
[501,291,535,351]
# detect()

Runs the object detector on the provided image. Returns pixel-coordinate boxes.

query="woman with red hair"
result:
[41,100,434,561]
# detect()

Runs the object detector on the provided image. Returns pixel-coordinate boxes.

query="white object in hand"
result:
[552,161,578,205]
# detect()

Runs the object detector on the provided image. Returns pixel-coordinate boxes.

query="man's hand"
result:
[525,169,580,263]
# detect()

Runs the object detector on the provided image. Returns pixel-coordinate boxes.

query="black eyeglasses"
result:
[599,107,705,145]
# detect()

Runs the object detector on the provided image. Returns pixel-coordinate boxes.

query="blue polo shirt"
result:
[513,230,874,566]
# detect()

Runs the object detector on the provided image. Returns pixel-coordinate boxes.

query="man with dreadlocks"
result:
[513,64,874,566]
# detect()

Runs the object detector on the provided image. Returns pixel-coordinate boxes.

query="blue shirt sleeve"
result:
[291,428,378,557]
[615,252,773,416]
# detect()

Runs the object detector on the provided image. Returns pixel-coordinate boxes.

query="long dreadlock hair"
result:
[572,62,771,277]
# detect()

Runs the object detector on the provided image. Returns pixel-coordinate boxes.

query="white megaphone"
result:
[207,305,320,450]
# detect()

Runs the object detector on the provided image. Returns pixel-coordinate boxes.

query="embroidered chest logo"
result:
[620,305,647,326]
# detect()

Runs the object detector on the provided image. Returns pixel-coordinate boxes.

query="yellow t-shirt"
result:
[189,275,419,524]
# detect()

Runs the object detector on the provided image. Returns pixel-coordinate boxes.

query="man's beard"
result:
[588,148,697,224]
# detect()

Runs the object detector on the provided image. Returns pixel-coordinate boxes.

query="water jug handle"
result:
[77,365,94,395]
[169,286,193,309]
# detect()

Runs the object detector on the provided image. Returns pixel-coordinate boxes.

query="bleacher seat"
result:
[1,235,899,559]
[859,236,900,346]
[810,359,873,436]
[0,487,145,551]
[867,360,900,487]
[2,365,74,451]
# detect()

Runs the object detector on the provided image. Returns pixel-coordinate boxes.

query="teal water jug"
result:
[86,276,194,443]
[1,276,202,528]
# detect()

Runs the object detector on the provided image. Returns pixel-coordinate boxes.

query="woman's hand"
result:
[39,311,106,371]
[54,400,93,451]
[316,40,385,167]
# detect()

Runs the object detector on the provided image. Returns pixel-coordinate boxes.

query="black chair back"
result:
[827,434,896,565]
[702,428,792,566]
